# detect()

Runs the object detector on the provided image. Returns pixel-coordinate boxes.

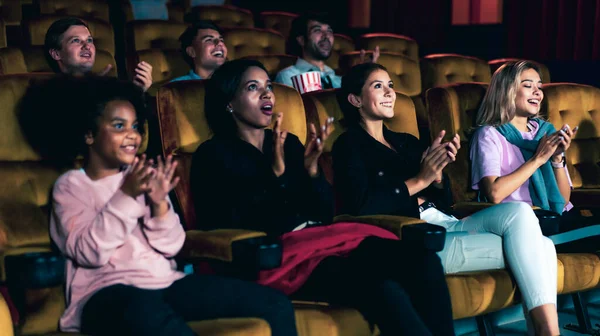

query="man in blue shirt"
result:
[275,13,378,89]
[171,21,227,82]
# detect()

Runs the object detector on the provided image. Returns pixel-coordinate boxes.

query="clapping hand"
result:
[146,155,180,217]
[304,117,334,177]
[420,130,460,184]
[272,113,287,177]
[133,61,153,92]
[120,154,153,198]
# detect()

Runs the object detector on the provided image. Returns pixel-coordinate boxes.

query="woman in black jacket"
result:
[190,59,455,336]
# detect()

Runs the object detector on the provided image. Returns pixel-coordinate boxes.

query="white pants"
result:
[422,202,557,311]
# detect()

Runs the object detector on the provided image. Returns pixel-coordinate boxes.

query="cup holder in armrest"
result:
[534,209,561,236]
[4,252,65,318]
[5,252,65,289]
[402,223,447,252]
[211,235,282,281]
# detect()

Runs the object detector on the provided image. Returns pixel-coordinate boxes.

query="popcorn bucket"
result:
[291,71,322,94]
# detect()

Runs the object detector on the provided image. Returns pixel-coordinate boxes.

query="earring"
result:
[227,107,234,113]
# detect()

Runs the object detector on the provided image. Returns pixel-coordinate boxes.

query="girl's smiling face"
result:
[86,100,141,171]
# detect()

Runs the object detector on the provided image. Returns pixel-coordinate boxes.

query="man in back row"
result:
[275,13,379,89]
[45,17,153,92]
[171,20,228,82]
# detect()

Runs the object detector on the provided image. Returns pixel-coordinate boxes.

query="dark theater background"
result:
[239,0,600,87]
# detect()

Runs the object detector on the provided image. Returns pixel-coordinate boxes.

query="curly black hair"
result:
[19,75,147,167]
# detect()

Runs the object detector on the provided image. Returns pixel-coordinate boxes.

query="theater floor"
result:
[458,288,600,335]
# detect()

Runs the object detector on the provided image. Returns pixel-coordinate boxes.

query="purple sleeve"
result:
[470,126,503,190]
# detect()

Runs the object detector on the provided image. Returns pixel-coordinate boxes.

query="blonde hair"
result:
[476,60,541,126]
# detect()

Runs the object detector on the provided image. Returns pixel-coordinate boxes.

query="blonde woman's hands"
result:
[551,124,578,160]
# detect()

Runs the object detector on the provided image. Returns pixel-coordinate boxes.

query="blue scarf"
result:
[480,119,565,214]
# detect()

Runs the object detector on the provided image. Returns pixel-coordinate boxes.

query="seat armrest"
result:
[0,292,14,336]
[333,214,425,238]
[334,215,446,250]
[179,230,282,281]
[4,252,64,319]
[452,201,541,218]
[451,202,496,218]
[178,230,267,262]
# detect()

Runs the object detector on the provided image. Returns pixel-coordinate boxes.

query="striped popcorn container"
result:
[291,71,322,94]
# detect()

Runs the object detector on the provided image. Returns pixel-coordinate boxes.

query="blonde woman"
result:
[471,61,600,253]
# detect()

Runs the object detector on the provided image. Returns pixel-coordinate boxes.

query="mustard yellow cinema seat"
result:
[357,33,419,63]
[223,27,285,60]
[260,11,297,39]
[36,0,110,23]
[185,5,253,28]
[488,58,551,83]
[541,83,600,208]
[420,53,491,93]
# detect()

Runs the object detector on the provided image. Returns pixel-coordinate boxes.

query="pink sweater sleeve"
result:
[50,177,146,268]
[142,198,186,258]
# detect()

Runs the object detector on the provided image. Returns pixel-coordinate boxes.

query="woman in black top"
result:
[332,63,560,335]
[191,59,455,335]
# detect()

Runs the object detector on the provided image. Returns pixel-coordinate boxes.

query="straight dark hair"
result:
[337,62,388,127]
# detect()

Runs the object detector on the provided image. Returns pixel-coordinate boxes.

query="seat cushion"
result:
[126,20,187,53]
[260,11,298,38]
[185,5,254,28]
[44,318,270,336]
[38,0,110,23]
[558,253,600,294]
[421,54,491,92]
[357,33,419,62]
[541,83,600,189]
[294,304,374,336]
[223,28,285,60]
[446,270,517,320]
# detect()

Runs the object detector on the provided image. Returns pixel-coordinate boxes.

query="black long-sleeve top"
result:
[332,125,452,218]
[191,130,334,236]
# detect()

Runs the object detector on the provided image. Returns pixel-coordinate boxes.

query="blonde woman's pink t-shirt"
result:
[470,120,573,211]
